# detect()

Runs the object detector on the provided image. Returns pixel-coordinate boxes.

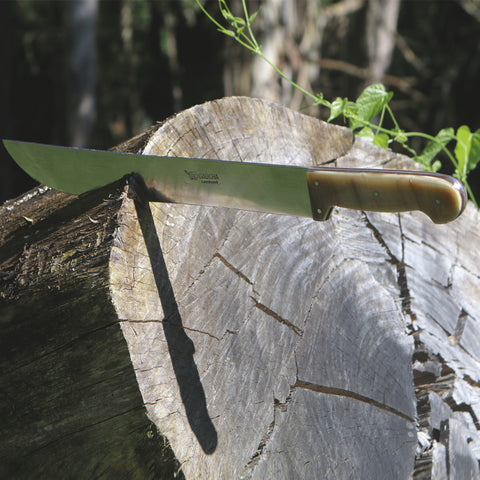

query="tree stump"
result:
[1,97,479,479]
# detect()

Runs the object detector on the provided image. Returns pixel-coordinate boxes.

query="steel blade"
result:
[3,140,313,218]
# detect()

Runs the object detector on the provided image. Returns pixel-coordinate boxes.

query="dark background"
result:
[1,0,479,203]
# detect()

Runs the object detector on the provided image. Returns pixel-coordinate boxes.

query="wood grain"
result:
[1,96,479,479]
[112,97,418,479]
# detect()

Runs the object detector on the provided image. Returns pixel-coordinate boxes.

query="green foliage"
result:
[196,0,480,207]
[414,128,453,173]
[454,126,480,182]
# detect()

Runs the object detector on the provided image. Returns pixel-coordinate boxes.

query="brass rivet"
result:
[314,181,320,187]
[435,199,441,205]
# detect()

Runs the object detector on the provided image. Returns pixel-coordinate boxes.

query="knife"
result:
[3,139,466,224]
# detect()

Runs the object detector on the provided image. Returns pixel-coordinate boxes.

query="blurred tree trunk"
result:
[163,8,183,112]
[366,0,401,84]
[223,0,365,114]
[68,0,98,147]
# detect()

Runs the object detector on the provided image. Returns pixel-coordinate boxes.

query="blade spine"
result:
[4,139,309,173]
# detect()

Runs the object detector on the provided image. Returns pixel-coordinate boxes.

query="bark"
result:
[0,182,183,479]
[1,97,479,479]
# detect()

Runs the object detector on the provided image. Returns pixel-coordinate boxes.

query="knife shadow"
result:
[133,182,218,455]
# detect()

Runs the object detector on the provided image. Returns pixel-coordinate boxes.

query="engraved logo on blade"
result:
[184,170,219,184]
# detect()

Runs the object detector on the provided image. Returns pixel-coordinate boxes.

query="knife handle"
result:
[306,168,466,224]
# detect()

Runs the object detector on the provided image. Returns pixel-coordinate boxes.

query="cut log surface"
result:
[1,97,479,479]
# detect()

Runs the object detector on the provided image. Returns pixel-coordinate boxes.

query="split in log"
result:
[1,97,480,479]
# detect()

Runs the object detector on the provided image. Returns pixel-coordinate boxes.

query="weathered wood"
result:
[0,184,182,478]
[1,96,479,479]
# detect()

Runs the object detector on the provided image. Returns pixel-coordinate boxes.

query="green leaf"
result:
[393,128,407,144]
[355,84,392,122]
[235,17,245,27]
[452,125,480,180]
[414,128,453,170]
[454,125,471,177]
[349,117,362,130]
[328,97,357,123]
[431,160,442,172]
[467,129,480,172]
[219,0,234,22]
[328,97,346,122]
[312,93,327,107]
[220,28,235,37]
[248,8,260,24]
[355,128,389,149]
[355,127,374,142]
[219,0,246,28]
[373,133,389,149]
[343,100,357,117]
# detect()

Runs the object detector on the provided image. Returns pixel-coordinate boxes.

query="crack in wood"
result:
[444,398,480,431]
[182,325,221,342]
[243,418,275,474]
[449,308,469,345]
[274,390,295,413]
[213,252,255,287]
[464,374,480,388]
[242,372,416,477]
[412,345,480,475]
[121,317,171,329]
[442,418,452,479]
[185,250,259,296]
[294,379,415,422]
[242,359,300,478]
[363,214,416,325]
[243,389,296,477]
[250,296,304,336]
[413,351,456,389]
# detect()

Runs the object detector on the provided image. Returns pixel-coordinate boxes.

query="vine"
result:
[196,0,480,207]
